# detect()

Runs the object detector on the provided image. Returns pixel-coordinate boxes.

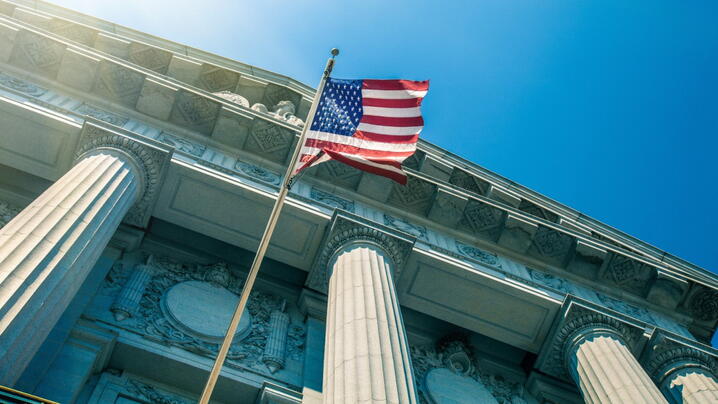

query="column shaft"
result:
[0,150,139,384]
[323,243,417,404]
[567,332,667,404]
[662,368,718,404]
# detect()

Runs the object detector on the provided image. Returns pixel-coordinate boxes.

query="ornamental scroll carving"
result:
[100,254,305,376]
[410,337,530,404]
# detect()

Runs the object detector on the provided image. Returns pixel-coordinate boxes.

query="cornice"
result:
[640,330,718,386]
[535,296,650,382]
[74,120,172,227]
[305,211,416,294]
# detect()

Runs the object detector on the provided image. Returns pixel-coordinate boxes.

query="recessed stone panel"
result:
[169,90,220,135]
[48,19,97,46]
[211,107,252,149]
[93,61,145,107]
[94,32,130,59]
[57,48,100,92]
[9,30,65,78]
[136,78,177,121]
[197,64,239,92]
[0,22,19,62]
[129,43,172,74]
[387,176,437,216]
[166,54,202,84]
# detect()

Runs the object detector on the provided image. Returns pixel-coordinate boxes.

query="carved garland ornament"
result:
[74,123,172,227]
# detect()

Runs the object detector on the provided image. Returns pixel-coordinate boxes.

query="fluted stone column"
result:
[323,242,417,404]
[536,298,668,404]
[643,332,718,404]
[0,124,169,385]
[567,329,667,404]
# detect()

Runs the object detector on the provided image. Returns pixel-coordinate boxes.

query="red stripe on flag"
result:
[353,131,419,143]
[362,97,424,108]
[305,139,416,158]
[360,115,424,127]
[362,79,430,91]
[324,150,407,184]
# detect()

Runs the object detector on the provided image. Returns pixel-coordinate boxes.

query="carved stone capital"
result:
[536,296,650,381]
[305,211,416,293]
[641,330,718,386]
[74,120,172,227]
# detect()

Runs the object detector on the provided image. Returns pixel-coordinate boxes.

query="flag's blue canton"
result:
[310,78,363,137]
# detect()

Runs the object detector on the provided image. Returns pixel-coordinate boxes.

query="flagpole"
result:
[198,48,338,404]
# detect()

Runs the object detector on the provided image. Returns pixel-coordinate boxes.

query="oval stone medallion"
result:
[425,368,498,404]
[162,280,252,343]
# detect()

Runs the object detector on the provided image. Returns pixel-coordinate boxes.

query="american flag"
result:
[293,78,429,184]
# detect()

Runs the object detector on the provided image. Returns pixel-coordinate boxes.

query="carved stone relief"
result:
[74,103,129,127]
[100,254,305,376]
[458,200,505,241]
[0,71,47,96]
[310,187,354,212]
[600,254,656,295]
[234,161,281,186]
[384,213,427,241]
[10,30,65,78]
[214,90,249,107]
[157,131,206,157]
[0,200,21,229]
[387,176,436,216]
[411,338,530,404]
[455,241,500,267]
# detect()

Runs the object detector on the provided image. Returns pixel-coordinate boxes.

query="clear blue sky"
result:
[51,1,717,272]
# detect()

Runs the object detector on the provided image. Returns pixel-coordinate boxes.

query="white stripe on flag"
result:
[362,106,422,117]
[301,147,410,161]
[356,122,423,136]
[361,89,428,99]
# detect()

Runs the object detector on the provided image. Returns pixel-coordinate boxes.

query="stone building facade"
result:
[0,1,716,403]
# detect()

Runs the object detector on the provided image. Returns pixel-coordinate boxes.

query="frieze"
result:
[310,187,354,212]
[526,268,571,293]
[0,71,47,96]
[74,103,129,127]
[157,131,206,157]
[234,161,281,186]
[686,286,718,322]
[455,241,499,267]
[100,254,306,376]
[384,213,427,241]
[458,200,505,241]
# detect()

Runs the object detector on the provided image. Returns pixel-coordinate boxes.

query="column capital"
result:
[641,330,718,386]
[305,211,416,293]
[536,296,651,381]
[74,119,173,227]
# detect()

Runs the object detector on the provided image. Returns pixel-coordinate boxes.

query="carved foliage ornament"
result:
[306,213,415,293]
[74,123,172,227]
[687,287,718,322]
